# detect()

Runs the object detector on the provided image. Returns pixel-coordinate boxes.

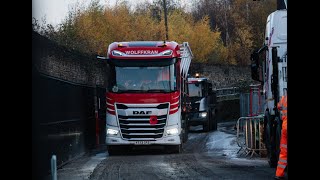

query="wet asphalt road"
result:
[88,121,276,180]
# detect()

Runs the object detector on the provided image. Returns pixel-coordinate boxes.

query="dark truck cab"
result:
[187,77,217,131]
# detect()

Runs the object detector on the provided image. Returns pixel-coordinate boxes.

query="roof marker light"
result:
[158,42,167,47]
[160,50,173,56]
[112,50,125,56]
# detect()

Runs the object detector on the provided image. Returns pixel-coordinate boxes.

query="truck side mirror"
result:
[97,54,110,69]
[250,51,262,82]
[211,90,217,104]
[208,83,213,93]
[97,55,107,60]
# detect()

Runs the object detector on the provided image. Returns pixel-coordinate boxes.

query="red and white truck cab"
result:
[102,41,192,154]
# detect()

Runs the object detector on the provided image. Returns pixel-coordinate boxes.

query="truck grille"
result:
[116,103,168,140]
[191,103,200,112]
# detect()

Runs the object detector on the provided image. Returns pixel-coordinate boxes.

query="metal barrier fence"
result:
[236,115,267,157]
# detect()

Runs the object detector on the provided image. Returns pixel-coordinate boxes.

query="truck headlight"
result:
[199,112,207,118]
[166,128,179,135]
[107,129,119,135]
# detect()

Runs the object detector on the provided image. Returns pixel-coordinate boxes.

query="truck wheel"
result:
[275,117,282,163]
[203,119,210,132]
[166,144,182,154]
[209,110,213,131]
[264,113,277,168]
[107,145,119,156]
[212,119,217,131]
[173,144,182,153]
[181,115,188,143]
[212,109,217,131]
[183,117,189,143]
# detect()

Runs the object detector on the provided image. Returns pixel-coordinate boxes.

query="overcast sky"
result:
[32,0,152,26]
[32,0,192,27]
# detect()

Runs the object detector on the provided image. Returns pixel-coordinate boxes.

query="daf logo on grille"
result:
[133,111,152,115]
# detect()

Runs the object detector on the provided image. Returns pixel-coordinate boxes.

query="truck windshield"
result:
[108,64,176,93]
[188,83,202,97]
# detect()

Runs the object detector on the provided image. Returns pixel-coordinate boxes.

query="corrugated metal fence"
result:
[32,67,106,180]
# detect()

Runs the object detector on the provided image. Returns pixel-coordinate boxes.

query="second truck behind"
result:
[187,77,217,132]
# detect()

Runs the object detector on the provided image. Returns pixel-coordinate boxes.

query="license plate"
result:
[134,141,150,145]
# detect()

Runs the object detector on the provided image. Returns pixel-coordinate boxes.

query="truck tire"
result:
[181,114,188,143]
[208,110,213,131]
[166,133,183,153]
[275,116,282,164]
[212,109,217,131]
[203,119,210,132]
[183,117,189,143]
[264,112,277,168]
[165,143,182,154]
[168,144,182,153]
[107,145,120,156]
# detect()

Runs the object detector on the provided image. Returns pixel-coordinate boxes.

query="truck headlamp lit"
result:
[199,112,207,118]
[112,50,125,56]
[107,129,119,135]
[160,50,173,56]
[166,128,179,135]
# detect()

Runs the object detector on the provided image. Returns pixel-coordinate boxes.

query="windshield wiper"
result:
[114,89,171,93]
[121,90,143,93]
[145,89,171,93]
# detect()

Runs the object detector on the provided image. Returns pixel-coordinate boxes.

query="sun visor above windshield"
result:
[107,58,177,67]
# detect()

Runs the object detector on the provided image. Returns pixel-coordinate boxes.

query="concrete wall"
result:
[32,31,108,87]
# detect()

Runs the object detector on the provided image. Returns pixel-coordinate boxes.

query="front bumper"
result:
[106,134,181,145]
[188,112,208,125]
[106,124,181,145]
